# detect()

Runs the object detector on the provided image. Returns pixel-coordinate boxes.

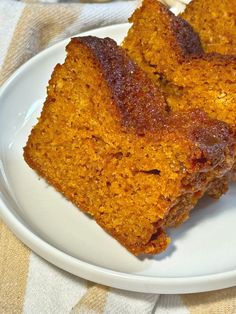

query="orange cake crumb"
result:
[24,37,236,255]
[181,0,236,55]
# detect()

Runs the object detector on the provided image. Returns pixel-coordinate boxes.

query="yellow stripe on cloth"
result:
[0,3,79,85]
[71,284,109,314]
[0,5,78,310]
[0,220,30,313]
[182,287,236,314]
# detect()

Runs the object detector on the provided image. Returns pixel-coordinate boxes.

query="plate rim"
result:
[0,23,236,294]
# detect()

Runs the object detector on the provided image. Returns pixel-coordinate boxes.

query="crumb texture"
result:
[181,0,236,55]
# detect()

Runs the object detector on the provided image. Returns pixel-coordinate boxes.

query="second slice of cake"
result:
[122,0,236,181]
[24,36,236,255]
[181,0,236,55]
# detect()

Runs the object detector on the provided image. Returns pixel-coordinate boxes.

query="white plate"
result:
[0,24,236,294]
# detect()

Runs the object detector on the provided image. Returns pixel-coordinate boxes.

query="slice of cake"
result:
[122,0,236,179]
[181,0,236,55]
[24,36,236,255]
[123,0,204,88]
[123,0,236,125]
[123,0,236,127]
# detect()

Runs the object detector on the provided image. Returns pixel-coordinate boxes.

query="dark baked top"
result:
[74,36,169,134]
[72,36,235,167]
[166,5,204,57]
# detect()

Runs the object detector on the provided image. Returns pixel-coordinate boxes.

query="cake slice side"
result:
[123,0,204,87]
[122,0,236,129]
[181,0,236,55]
[122,0,236,187]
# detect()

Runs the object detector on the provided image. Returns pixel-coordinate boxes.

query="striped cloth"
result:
[0,0,236,313]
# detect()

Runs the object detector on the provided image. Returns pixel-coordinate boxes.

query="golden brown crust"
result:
[73,37,169,135]
[170,11,203,58]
